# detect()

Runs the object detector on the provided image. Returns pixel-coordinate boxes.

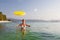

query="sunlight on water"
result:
[29,22,60,35]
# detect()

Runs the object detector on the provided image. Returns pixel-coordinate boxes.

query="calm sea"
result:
[0,20,60,40]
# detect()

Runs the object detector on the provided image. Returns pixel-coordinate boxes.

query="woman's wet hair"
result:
[22,19,25,21]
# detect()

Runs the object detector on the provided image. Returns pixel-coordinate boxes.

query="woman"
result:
[18,19,30,35]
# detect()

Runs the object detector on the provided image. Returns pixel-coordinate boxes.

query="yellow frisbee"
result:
[14,11,26,16]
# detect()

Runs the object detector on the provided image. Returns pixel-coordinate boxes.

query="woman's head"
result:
[22,19,26,24]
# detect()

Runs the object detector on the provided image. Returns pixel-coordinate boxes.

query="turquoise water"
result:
[0,21,60,40]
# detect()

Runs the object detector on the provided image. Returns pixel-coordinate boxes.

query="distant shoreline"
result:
[7,18,60,22]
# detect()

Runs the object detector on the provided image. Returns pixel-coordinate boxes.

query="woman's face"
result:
[22,19,25,24]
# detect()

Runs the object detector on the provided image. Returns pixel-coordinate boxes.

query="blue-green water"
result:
[0,21,60,40]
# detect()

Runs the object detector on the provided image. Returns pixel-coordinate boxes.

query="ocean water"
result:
[0,20,60,40]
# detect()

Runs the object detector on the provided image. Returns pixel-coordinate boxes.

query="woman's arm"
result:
[26,24,30,27]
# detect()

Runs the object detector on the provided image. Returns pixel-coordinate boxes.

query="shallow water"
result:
[0,21,60,40]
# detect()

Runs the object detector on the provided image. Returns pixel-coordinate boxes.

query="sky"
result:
[0,0,60,20]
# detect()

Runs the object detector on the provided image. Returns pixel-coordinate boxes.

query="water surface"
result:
[0,21,60,40]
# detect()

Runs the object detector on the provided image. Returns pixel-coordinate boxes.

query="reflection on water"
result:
[0,24,5,33]
[0,24,4,29]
